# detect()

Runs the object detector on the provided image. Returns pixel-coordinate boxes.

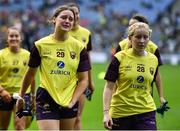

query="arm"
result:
[20,67,37,97]
[69,71,88,108]
[155,68,166,104]
[86,35,94,92]
[87,52,94,92]
[103,81,114,130]
[30,78,36,110]
[0,85,11,103]
[103,56,120,129]
[30,79,35,96]
[16,67,37,111]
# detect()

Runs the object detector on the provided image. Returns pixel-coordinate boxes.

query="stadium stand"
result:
[0,0,179,63]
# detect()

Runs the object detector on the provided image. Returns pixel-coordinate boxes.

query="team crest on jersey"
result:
[70,51,76,59]
[82,37,86,43]
[150,67,154,75]
[23,61,27,66]
[12,68,19,73]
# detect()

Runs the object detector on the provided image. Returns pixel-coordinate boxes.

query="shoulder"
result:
[114,50,127,61]
[119,38,129,49]
[20,48,30,55]
[79,26,91,35]
[0,48,6,53]
[146,40,158,53]
[148,41,157,48]
[0,48,8,56]
[35,35,52,45]
[147,52,158,62]
[68,36,85,48]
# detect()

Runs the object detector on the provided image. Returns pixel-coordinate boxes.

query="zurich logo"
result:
[137,76,144,83]
[57,61,65,68]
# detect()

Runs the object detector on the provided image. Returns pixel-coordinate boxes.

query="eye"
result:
[69,16,74,22]
[15,35,19,38]
[60,15,67,20]
[143,35,148,39]
[135,35,142,39]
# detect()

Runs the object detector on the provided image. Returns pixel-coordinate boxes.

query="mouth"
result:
[62,24,71,29]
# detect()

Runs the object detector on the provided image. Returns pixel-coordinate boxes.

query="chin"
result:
[62,28,71,32]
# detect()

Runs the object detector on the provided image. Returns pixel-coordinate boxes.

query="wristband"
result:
[13,93,23,100]
[30,93,36,97]
[103,109,109,112]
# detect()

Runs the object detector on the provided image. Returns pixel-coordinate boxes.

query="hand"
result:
[157,101,170,117]
[84,88,93,101]
[16,97,25,111]
[68,101,75,108]
[30,94,36,113]
[88,82,95,93]
[0,90,12,103]
[160,97,166,105]
[103,113,113,130]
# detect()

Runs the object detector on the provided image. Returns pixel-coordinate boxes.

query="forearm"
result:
[155,70,164,98]
[71,71,88,103]
[87,53,93,87]
[20,67,37,97]
[103,81,114,112]
[155,69,166,104]
[30,79,36,95]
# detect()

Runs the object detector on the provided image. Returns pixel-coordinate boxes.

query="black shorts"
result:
[112,111,156,130]
[36,87,78,120]
[0,93,32,111]
[0,97,16,111]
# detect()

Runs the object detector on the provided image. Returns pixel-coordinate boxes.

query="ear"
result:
[52,17,56,24]
[128,36,132,42]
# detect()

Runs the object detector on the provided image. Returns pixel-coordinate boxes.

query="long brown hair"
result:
[48,5,75,25]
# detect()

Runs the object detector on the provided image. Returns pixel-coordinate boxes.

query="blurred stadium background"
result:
[0,0,179,130]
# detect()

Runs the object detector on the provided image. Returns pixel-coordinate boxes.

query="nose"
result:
[64,18,71,23]
[140,37,145,43]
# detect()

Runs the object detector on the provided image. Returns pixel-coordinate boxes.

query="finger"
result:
[104,121,111,130]
[4,96,11,103]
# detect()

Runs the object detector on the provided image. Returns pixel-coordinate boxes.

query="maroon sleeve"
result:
[28,44,41,68]
[154,48,163,66]
[86,35,92,51]
[115,45,121,53]
[104,57,120,82]
[77,48,91,72]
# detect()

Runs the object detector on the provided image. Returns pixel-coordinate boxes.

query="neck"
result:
[53,30,68,41]
[9,46,20,53]
[133,49,146,56]
[72,25,79,31]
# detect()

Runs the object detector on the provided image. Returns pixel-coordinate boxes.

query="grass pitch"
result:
[9,64,180,130]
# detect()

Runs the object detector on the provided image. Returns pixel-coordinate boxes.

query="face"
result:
[7,28,22,48]
[129,27,149,52]
[72,6,80,26]
[54,10,74,31]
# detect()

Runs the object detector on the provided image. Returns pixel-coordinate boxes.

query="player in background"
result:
[115,14,163,96]
[16,5,90,130]
[103,22,167,130]
[67,2,94,130]
[0,26,35,130]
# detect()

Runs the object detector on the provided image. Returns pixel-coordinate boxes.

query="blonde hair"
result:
[128,22,152,37]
